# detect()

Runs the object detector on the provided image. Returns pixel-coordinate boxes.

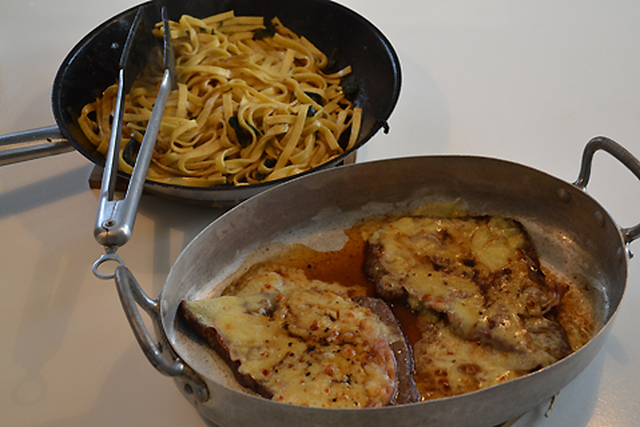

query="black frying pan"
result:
[1,0,401,204]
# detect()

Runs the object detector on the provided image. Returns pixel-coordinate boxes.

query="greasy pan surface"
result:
[160,155,627,427]
[51,0,401,203]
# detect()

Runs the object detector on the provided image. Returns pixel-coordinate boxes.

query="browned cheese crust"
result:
[364,214,588,399]
[178,263,418,408]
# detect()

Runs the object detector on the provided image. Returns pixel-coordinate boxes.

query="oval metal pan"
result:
[159,154,627,427]
[51,0,401,204]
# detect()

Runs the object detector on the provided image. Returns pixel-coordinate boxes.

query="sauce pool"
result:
[268,223,423,346]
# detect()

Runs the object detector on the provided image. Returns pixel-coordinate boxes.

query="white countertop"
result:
[2,1,640,426]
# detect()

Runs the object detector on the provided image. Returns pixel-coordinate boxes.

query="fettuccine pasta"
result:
[77,10,362,187]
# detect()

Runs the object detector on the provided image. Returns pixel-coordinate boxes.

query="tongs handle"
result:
[93,4,175,254]
[88,2,209,403]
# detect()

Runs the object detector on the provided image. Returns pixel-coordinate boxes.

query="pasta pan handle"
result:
[114,265,209,402]
[574,136,640,245]
[0,126,73,166]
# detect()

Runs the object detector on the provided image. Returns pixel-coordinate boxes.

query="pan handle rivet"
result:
[594,211,605,227]
[184,383,193,395]
[557,188,571,203]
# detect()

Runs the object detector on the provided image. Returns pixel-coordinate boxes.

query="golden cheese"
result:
[183,264,397,408]
[366,214,572,397]
[414,314,529,400]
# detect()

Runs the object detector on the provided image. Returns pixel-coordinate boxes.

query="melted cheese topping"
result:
[413,314,528,400]
[185,265,397,408]
[367,215,568,396]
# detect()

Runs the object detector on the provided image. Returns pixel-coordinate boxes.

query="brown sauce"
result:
[266,220,423,347]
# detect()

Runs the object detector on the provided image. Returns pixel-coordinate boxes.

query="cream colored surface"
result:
[2,0,640,426]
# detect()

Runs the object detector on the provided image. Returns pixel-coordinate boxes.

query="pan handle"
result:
[574,136,640,245]
[113,264,209,402]
[0,126,74,166]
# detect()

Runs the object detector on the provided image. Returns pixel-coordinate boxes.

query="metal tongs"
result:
[88,3,208,400]
[93,1,175,278]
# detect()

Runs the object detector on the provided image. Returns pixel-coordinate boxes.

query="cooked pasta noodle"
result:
[78,10,362,187]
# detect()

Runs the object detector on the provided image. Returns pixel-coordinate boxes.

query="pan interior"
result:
[162,155,627,406]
